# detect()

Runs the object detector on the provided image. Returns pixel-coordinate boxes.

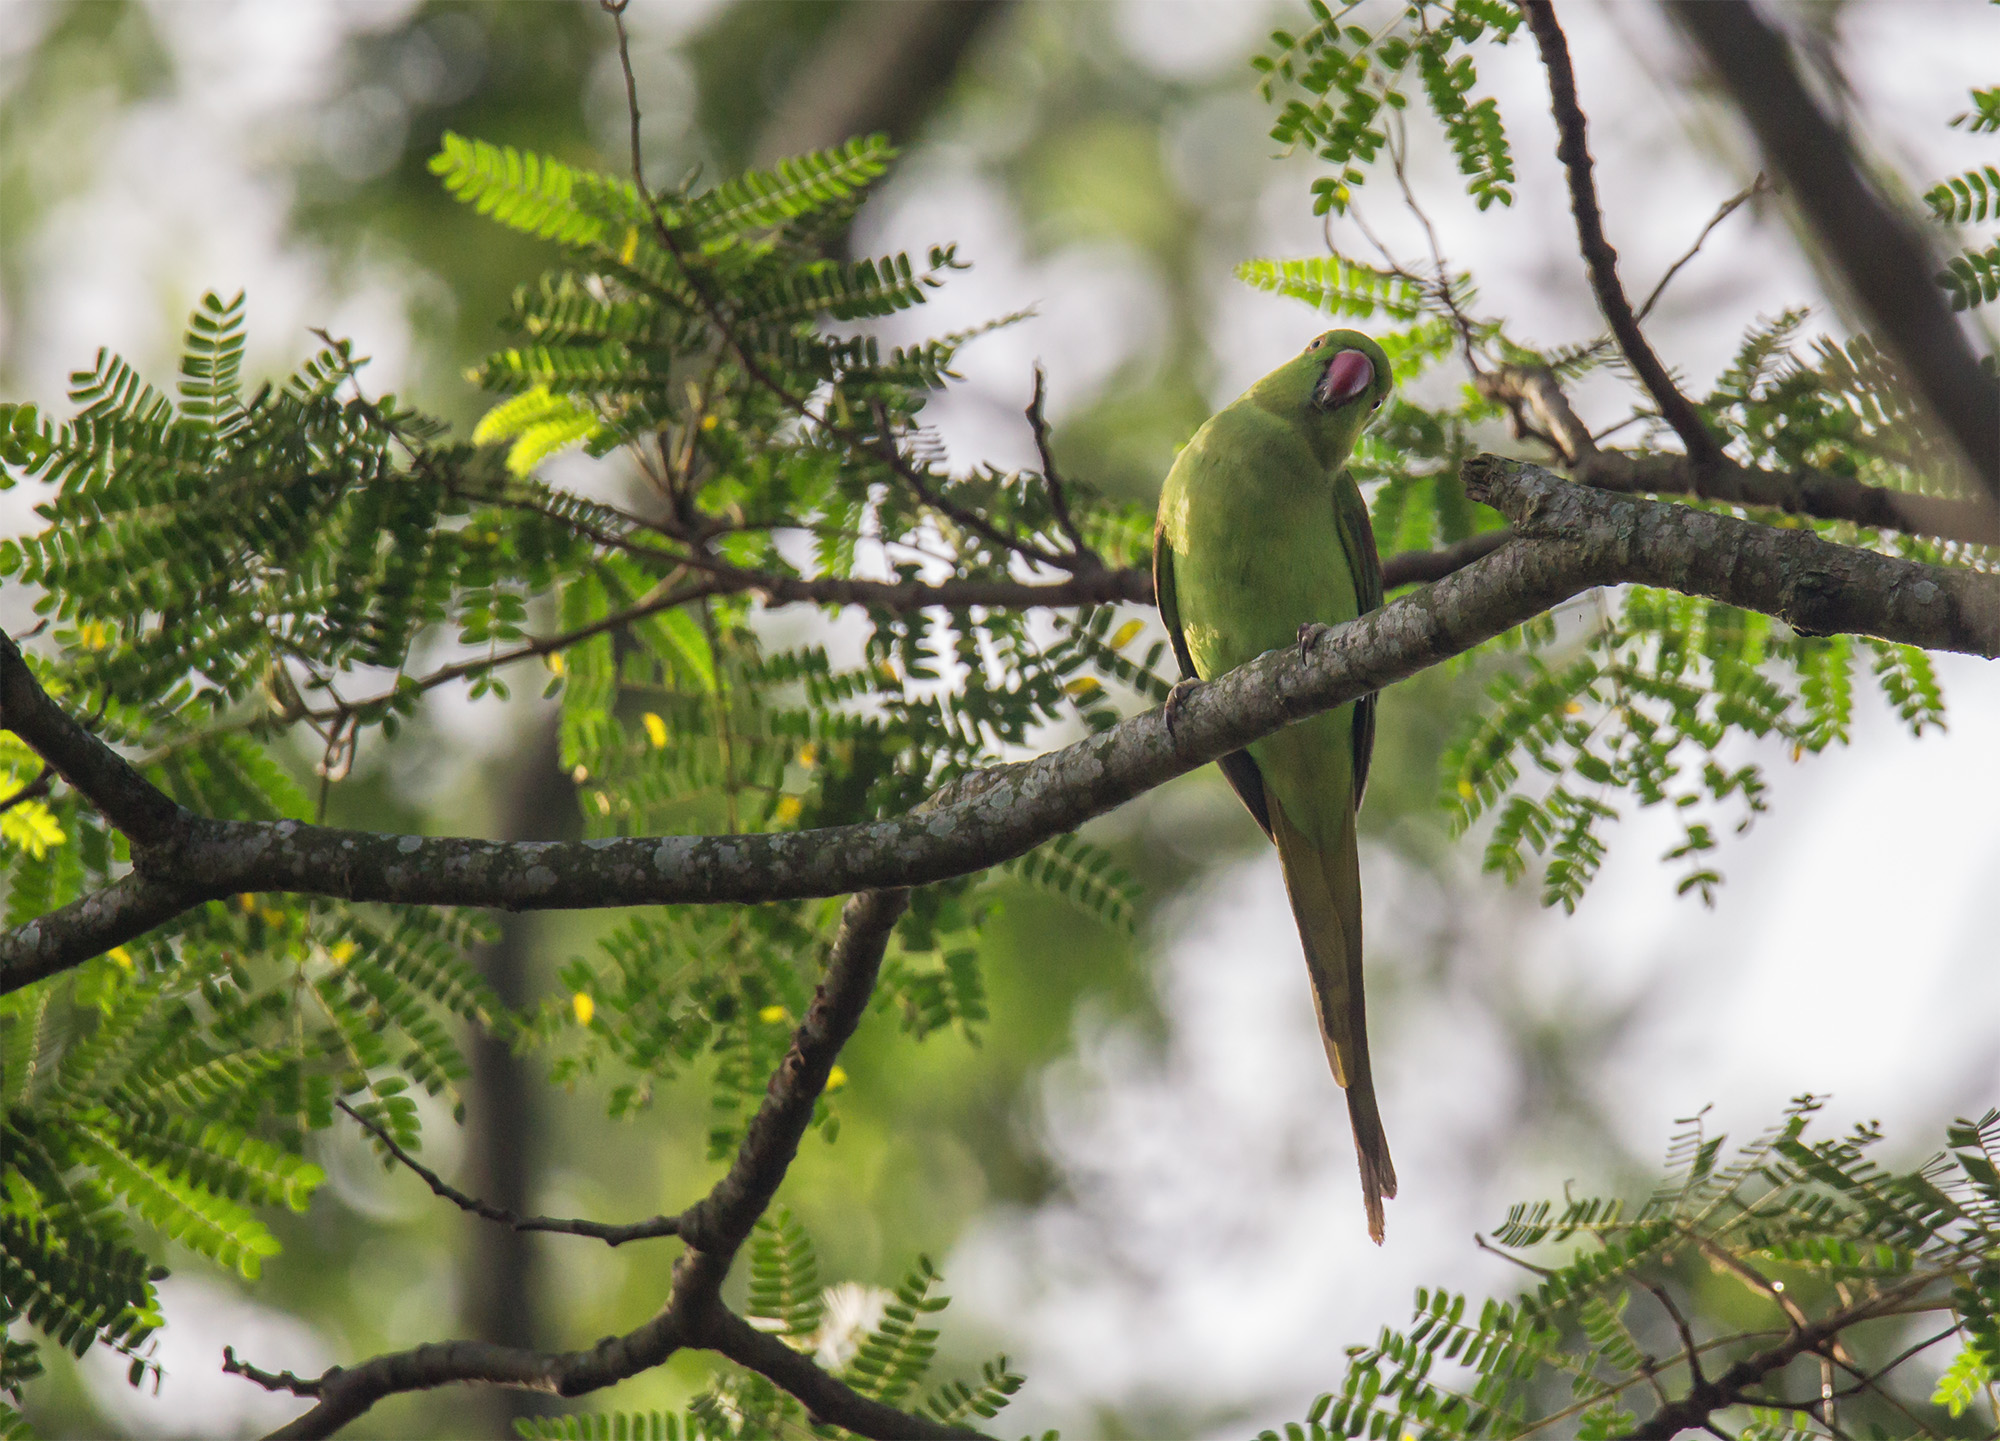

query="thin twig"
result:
[1387,105,1484,371]
[601,0,645,193]
[1643,1280,1706,1390]
[1637,174,1771,322]
[336,1099,680,1247]
[1626,1272,1942,1439]
[223,1347,322,1398]
[1026,366,1093,561]
[1474,1231,1558,1278]
[0,767,52,816]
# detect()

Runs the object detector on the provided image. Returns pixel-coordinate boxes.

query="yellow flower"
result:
[796,743,817,769]
[1457,778,1475,800]
[572,992,596,1026]
[619,226,639,266]
[108,947,134,971]
[825,1065,848,1093]
[329,940,356,966]
[758,1004,789,1024]
[700,414,719,432]
[773,795,803,824]
[642,712,668,749]
[546,652,566,676]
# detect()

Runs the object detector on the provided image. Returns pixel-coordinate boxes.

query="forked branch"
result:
[1520,0,1725,472]
[241,890,980,1440]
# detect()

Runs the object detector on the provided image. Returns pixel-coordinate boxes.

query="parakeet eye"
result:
[1307,336,1325,351]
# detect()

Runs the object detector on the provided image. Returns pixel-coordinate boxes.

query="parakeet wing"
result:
[1153,521,1274,839]
[1332,467,1384,803]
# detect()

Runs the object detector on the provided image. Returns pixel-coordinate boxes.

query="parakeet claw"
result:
[1297,621,1329,653]
[1162,677,1199,736]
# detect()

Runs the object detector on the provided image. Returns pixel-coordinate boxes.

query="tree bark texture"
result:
[7,460,2000,994]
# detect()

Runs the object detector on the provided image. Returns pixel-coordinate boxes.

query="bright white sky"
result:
[6,1,2000,1436]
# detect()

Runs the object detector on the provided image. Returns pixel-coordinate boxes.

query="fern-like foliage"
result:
[1941,242,2000,311]
[1257,0,1520,216]
[1444,591,1941,909]
[1236,255,1425,321]
[1263,1101,2000,1439]
[1931,84,2000,311]
[517,1213,1030,1440]
[0,119,1168,1400]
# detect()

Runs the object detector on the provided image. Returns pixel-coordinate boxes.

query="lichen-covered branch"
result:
[1479,361,2000,549]
[8,461,2000,995]
[246,889,979,1440]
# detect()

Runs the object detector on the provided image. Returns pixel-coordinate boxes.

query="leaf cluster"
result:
[1256,0,1520,217]
[1929,88,2000,311]
[1266,1100,2000,1440]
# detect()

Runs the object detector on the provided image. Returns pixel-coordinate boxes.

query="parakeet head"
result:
[1245,329,1394,469]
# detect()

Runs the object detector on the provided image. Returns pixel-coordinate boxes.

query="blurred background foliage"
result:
[3,2,1997,1438]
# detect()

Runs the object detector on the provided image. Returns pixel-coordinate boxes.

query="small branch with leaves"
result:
[237,889,984,1441]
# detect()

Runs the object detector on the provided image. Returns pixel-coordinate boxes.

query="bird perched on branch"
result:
[1153,329,1395,1240]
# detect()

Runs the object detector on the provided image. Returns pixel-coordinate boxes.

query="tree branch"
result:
[1625,1275,1944,1439]
[11,461,2000,993]
[1520,0,1725,471]
[751,0,1010,166]
[703,1305,979,1439]
[0,640,181,847]
[13,461,2000,989]
[1479,362,2000,547]
[247,890,978,1439]
[1667,0,2000,506]
[1026,365,1093,562]
[337,1098,679,1247]
[674,886,907,1256]
[1381,530,1512,588]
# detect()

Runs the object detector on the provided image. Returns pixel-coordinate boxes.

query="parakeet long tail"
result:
[1268,792,1398,1243]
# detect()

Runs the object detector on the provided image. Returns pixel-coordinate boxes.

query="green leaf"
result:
[1236,255,1423,321]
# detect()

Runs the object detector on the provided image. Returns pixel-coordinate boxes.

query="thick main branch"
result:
[7,461,2000,994]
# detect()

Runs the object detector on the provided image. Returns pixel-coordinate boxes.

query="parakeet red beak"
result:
[1315,349,1375,409]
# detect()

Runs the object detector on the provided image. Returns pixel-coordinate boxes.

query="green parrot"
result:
[1153,328,1395,1241]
